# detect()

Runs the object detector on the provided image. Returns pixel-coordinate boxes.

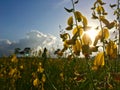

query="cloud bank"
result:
[0,30,62,56]
[0,29,118,57]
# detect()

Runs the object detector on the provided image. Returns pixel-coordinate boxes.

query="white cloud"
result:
[0,39,12,45]
[0,30,62,56]
[1,29,118,57]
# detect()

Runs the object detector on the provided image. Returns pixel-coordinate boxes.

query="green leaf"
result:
[103,12,108,15]
[114,10,118,15]
[92,13,98,19]
[74,0,79,4]
[64,7,73,13]
[91,7,95,10]
[110,4,117,8]
[107,22,115,29]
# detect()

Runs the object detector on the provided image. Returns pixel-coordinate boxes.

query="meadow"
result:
[0,0,120,89]
[0,55,120,90]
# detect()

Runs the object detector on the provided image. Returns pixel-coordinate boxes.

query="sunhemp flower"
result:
[11,54,18,63]
[8,68,18,77]
[37,62,44,73]
[42,74,46,82]
[60,72,64,81]
[33,78,40,87]
[106,40,117,59]
[92,52,104,70]
[19,65,24,69]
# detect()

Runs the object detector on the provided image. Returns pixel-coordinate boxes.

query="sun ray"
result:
[85,28,99,45]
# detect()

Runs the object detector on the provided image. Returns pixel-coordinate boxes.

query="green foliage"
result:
[59,0,93,58]
[0,0,120,90]
[0,57,120,89]
[64,7,73,13]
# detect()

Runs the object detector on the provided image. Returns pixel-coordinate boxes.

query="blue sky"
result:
[0,0,116,41]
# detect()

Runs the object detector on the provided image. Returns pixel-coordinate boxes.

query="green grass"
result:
[0,57,120,90]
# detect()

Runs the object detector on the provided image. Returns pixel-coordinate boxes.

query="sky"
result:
[0,0,117,56]
[0,0,116,41]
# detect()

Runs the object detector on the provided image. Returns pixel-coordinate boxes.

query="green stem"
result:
[118,0,120,56]
[98,15,105,53]
[71,0,82,45]
[44,71,57,90]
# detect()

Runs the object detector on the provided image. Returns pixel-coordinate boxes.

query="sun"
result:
[85,29,98,45]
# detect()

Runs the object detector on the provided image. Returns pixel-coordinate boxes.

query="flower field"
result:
[0,0,120,90]
[0,55,120,90]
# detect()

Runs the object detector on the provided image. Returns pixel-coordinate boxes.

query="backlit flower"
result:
[92,52,104,70]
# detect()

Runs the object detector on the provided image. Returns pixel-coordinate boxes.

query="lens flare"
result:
[85,29,98,45]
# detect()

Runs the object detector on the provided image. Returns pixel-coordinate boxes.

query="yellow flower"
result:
[11,54,18,63]
[98,27,109,40]
[20,65,24,69]
[108,84,113,89]
[72,39,82,55]
[9,68,17,76]
[60,72,64,77]
[67,16,73,26]
[42,74,46,83]
[60,72,64,81]
[37,66,44,73]
[91,66,98,71]
[0,73,3,77]
[92,52,104,70]
[33,78,39,87]
[37,62,44,73]
[72,25,83,36]
[64,40,69,48]
[82,33,92,45]
[106,40,117,59]
[39,62,42,66]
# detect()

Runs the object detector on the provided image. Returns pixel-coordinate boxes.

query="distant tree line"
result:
[14,47,31,56]
[14,47,46,57]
